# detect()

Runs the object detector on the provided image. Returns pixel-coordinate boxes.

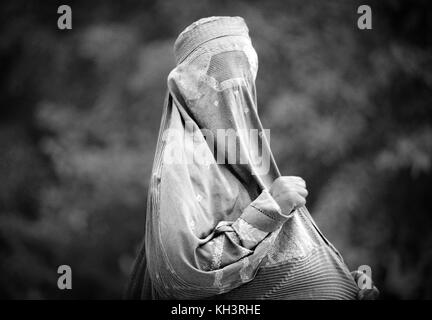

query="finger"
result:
[277,177,306,190]
[295,182,306,189]
[287,176,306,185]
[275,187,307,200]
[293,195,306,208]
[294,179,306,188]
[289,185,308,197]
[297,187,309,197]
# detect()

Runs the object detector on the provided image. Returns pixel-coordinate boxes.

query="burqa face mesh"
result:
[206,50,252,83]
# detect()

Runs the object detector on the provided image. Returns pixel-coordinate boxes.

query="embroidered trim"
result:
[233,218,268,248]
[239,257,250,282]
[250,204,278,221]
[189,219,196,233]
[210,236,224,270]
[213,269,223,288]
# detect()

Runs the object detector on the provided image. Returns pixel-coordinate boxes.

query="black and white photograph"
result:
[0,0,431,306]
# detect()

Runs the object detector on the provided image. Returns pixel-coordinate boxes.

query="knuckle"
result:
[286,190,296,199]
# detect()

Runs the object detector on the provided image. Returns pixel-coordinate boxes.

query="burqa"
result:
[126,16,359,300]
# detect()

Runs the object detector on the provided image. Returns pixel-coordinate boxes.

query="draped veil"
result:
[126,16,359,300]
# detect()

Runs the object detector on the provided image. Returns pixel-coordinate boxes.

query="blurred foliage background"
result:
[0,0,431,299]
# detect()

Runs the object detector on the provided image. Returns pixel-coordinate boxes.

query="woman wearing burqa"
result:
[127,17,372,300]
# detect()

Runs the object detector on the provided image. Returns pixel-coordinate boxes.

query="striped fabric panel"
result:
[151,208,360,300]
[215,245,359,300]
